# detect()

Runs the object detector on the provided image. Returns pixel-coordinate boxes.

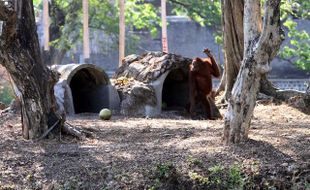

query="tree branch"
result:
[168,0,207,21]
[168,0,190,7]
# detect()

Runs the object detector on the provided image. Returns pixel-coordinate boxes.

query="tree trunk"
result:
[219,0,274,101]
[217,0,244,100]
[0,1,64,139]
[223,0,283,144]
[42,48,66,65]
[219,0,305,104]
[42,0,67,65]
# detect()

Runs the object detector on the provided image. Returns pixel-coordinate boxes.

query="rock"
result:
[287,96,305,107]
[118,80,157,116]
[257,93,274,105]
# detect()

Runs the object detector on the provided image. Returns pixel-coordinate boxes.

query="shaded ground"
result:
[0,104,309,189]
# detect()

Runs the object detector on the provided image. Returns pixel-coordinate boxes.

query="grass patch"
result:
[0,83,14,105]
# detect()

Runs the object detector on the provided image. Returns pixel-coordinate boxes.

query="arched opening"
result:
[69,68,109,114]
[162,68,189,111]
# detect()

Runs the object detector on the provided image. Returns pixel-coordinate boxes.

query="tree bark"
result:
[0,1,64,139]
[219,0,276,102]
[223,0,283,144]
[217,0,244,100]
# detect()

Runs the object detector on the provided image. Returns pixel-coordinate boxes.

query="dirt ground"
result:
[0,103,309,189]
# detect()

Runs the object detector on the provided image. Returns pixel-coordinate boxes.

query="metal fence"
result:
[213,79,309,92]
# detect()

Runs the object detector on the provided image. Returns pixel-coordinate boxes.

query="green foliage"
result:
[155,163,175,179]
[149,161,309,189]
[33,0,42,11]
[51,0,82,51]
[125,0,160,38]
[214,34,223,45]
[41,0,225,60]
[43,0,223,55]
[169,0,221,28]
[280,19,310,70]
[149,163,177,190]
[228,165,243,188]
[207,165,225,187]
[36,0,160,54]
[0,83,14,105]
[279,1,310,71]
[187,156,203,167]
[170,0,309,70]
[189,164,243,189]
[189,171,210,185]
[280,0,310,20]
[305,181,310,189]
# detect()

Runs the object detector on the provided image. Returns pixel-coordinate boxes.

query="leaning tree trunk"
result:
[223,0,284,144]
[219,0,302,103]
[217,0,244,100]
[0,1,64,139]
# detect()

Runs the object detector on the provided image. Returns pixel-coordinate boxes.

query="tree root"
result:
[35,121,93,141]
[36,119,60,141]
[62,122,93,140]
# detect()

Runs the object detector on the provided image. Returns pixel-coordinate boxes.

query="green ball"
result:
[99,108,112,120]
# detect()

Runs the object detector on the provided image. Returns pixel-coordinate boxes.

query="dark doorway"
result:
[69,68,109,114]
[162,68,189,111]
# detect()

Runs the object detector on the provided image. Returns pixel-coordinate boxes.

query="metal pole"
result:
[43,0,49,51]
[83,0,90,63]
[161,0,168,53]
[119,0,125,66]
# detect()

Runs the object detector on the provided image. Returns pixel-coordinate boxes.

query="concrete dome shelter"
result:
[51,64,120,115]
[113,52,221,119]
[113,52,192,116]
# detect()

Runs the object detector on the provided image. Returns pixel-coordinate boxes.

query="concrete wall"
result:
[37,16,310,79]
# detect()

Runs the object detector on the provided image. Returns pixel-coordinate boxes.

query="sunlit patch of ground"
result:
[0,103,309,189]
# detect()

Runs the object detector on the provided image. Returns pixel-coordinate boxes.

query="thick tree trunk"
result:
[219,0,277,102]
[218,0,244,100]
[0,1,64,139]
[223,0,283,144]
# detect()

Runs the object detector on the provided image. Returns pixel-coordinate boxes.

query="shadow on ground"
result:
[0,104,309,189]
